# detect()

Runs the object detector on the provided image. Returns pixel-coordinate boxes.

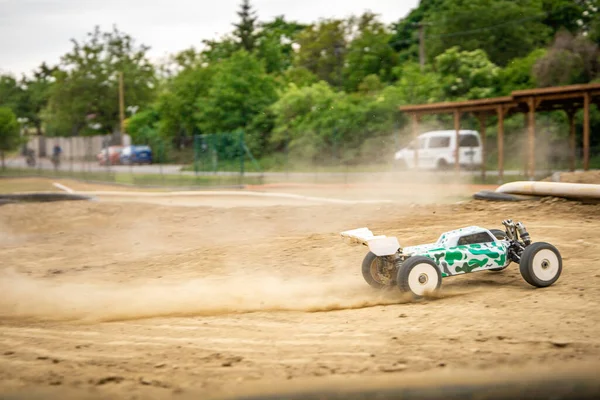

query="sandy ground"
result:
[548,170,600,184]
[1,179,600,399]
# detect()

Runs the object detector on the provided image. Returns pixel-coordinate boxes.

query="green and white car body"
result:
[341,221,562,297]
[342,225,509,277]
[402,226,510,277]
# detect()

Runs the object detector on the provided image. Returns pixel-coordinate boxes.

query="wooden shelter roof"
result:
[399,83,600,115]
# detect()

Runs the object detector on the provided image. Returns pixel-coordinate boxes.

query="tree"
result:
[280,66,319,88]
[156,63,215,142]
[21,63,57,135]
[270,81,399,163]
[343,12,397,91]
[425,0,551,66]
[294,19,348,88]
[195,50,278,135]
[0,75,24,115]
[542,0,590,35]
[435,46,500,100]
[385,62,442,106]
[200,36,239,65]
[44,26,157,137]
[233,0,258,52]
[0,107,21,169]
[497,48,546,95]
[255,16,307,74]
[389,0,446,62]
[126,108,160,143]
[533,30,599,87]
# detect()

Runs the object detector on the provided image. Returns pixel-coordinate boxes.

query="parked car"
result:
[97,146,123,166]
[119,145,153,165]
[394,130,483,170]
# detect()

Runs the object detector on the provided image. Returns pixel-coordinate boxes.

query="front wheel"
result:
[519,242,562,288]
[361,252,395,289]
[397,256,442,298]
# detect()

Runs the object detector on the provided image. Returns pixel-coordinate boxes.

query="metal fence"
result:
[1,130,597,188]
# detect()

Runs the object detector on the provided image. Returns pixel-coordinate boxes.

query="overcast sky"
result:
[0,0,419,77]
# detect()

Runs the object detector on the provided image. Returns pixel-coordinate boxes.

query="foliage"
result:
[424,0,552,66]
[195,51,278,135]
[4,0,600,167]
[0,107,21,167]
[233,0,258,52]
[279,66,319,88]
[255,16,307,74]
[156,63,215,140]
[496,49,547,95]
[343,12,397,91]
[389,0,446,62]
[126,108,160,143]
[0,75,25,115]
[542,0,591,35]
[270,81,399,162]
[434,46,500,100]
[533,30,600,87]
[294,19,348,88]
[389,62,442,104]
[44,26,157,136]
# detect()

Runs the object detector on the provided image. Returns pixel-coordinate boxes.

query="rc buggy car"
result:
[341,219,562,298]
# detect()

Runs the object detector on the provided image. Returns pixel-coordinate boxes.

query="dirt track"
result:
[1,183,600,399]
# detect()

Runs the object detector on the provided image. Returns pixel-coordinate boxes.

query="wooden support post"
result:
[527,97,536,180]
[454,109,460,173]
[583,92,590,171]
[497,106,505,184]
[567,109,576,172]
[477,113,487,181]
[412,113,419,169]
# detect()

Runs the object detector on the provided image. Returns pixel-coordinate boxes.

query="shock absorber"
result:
[515,222,531,246]
[502,219,517,240]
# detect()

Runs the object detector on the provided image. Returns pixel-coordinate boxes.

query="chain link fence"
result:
[1,127,597,187]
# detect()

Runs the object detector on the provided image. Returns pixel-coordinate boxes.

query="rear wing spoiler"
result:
[340,227,400,257]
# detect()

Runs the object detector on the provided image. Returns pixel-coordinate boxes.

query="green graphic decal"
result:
[443,250,465,266]
[456,258,489,273]
[467,247,500,257]
[495,252,507,266]
[433,252,445,264]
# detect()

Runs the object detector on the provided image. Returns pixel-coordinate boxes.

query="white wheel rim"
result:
[408,263,439,296]
[531,249,560,282]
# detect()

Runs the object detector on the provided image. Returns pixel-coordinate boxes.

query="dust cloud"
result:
[0,269,413,323]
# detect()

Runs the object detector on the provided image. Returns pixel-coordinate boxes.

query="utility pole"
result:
[418,23,426,72]
[118,71,125,145]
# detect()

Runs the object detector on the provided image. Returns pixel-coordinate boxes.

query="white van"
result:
[394,130,483,170]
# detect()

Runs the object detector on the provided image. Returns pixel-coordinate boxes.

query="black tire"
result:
[488,229,510,271]
[437,159,449,170]
[361,252,394,289]
[396,256,442,298]
[489,229,507,240]
[472,190,534,202]
[519,242,562,288]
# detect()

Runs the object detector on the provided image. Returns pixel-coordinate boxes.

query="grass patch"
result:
[0,168,264,188]
[0,177,61,193]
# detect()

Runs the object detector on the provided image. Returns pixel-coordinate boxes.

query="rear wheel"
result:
[437,159,449,170]
[361,252,395,289]
[489,229,507,240]
[397,256,442,298]
[519,242,562,288]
